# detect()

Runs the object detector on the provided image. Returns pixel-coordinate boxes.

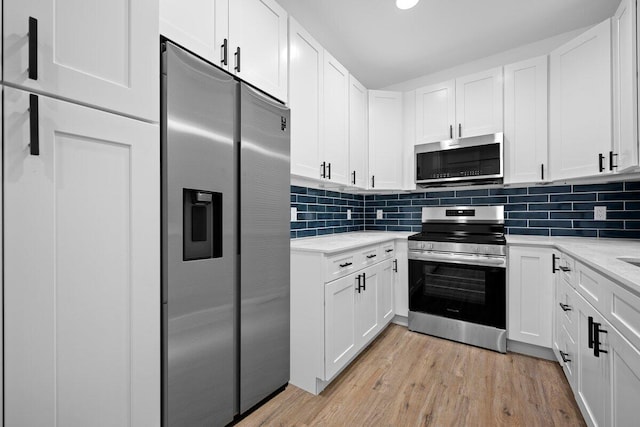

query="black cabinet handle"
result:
[234,46,241,72]
[385,249,393,253]
[559,266,571,272]
[28,17,38,80]
[559,302,572,312]
[339,262,352,268]
[221,38,228,66]
[552,254,560,273]
[366,254,377,259]
[362,272,366,291]
[598,153,605,172]
[320,162,326,178]
[327,162,331,180]
[610,151,618,171]
[29,94,39,156]
[356,274,362,294]
[541,164,544,180]
[449,125,453,139]
[371,175,375,188]
[593,322,608,357]
[559,351,571,363]
[393,259,398,272]
[352,170,356,185]
[458,123,462,138]
[588,316,594,349]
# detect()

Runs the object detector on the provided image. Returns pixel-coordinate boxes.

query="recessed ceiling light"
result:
[396,0,419,10]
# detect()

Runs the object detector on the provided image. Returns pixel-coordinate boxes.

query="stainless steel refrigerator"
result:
[161,41,290,426]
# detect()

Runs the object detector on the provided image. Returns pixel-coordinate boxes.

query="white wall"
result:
[384,26,589,92]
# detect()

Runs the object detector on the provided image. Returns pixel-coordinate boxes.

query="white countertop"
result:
[507,235,640,296]
[290,231,413,254]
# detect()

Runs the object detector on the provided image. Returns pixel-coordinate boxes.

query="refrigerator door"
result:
[239,84,291,412]
[162,42,237,426]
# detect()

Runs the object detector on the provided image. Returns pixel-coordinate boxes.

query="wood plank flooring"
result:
[238,324,586,427]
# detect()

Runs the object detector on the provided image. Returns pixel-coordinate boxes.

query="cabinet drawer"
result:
[608,283,640,351]
[358,246,380,269]
[558,324,578,390]
[556,277,578,341]
[380,242,395,260]
[559,253,576,287]
[575,261,611,315]
[326,252,357,282]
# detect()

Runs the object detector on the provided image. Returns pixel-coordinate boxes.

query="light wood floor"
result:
[238,324,585,427]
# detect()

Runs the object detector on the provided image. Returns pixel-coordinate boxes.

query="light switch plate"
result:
[594,206,607,221]
[291,207,297,221]
[347,209,352,220]
[377,209,384,219]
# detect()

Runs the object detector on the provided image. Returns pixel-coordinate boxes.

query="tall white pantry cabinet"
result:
[2,1,160,426]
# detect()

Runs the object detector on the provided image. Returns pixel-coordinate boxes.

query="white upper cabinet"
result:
[349,75,368,188]
[455,67,503,138]
[613,0,639,172]
[4,0,159,122]
[289,18,323,179]
[550,19,612,180]
[369,90,403,190]
[322,52,350,185]
[229,0,288,102]
[415,80,455,144]
[504,56,549,184]
[160,0,228,66]
[161,0,288,102]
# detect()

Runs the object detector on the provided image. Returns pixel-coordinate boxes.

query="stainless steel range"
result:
[407,206,507,353]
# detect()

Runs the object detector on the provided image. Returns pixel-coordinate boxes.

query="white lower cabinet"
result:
[551,252,640,427]
[393,240,409,318]
[291,240,396,395]
[507,246,554,347]
[3,87,160,426]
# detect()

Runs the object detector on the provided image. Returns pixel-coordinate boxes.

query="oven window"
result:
[409,260,505,328]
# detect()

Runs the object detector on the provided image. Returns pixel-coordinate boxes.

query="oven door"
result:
[408,253,506,329]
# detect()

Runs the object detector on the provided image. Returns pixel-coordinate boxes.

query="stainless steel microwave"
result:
[415,132,503,186]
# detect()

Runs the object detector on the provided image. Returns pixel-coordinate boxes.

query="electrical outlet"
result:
[291,207,297,221]
[377,209,384,219]
[594,206,607,221]
[347,209,352,220]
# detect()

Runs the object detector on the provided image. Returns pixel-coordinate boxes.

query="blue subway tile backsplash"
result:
[290,180,640,239]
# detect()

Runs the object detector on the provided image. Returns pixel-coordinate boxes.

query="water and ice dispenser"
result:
[183,189,222,261]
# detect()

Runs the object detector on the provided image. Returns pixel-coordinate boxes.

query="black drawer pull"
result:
[559,266,571,272]
[559,303,571,312]
[559,351,571,363]
[366,254,377,259]
[356,275,362,293]
[339,262,352,268]
[29,17,38,80]
[29,94,39,155]
[393,259,398,272]
[385,249,393,253]
[362,272,366,291]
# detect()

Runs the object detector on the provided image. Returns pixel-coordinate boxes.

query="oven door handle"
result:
[408,250,506,268]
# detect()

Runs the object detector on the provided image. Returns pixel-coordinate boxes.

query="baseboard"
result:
[391,314,408,327]
[507,339,556,361]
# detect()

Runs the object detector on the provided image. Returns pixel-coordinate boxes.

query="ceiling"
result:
[276,0,620,89]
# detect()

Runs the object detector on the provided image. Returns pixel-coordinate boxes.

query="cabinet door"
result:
[160,0,228,67]
[576,295,610,427]
[393,240,409,318]
[378,259,395,325]
[609,325,640,427]
[550,19,612,180]
[504,56,549,184]
[323,52,350,185]
[4,88,159,426]
[507,246,554,347]
[349,75,368,188]
[4,0,159,122]
[229,0,288,102]
[415,80,455,144]
[613,0,639,172]
[368,90,403,190]
[289,18,323,179]
[356,269,379,346]
[455,68,503,138]
[325,274,357,380]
